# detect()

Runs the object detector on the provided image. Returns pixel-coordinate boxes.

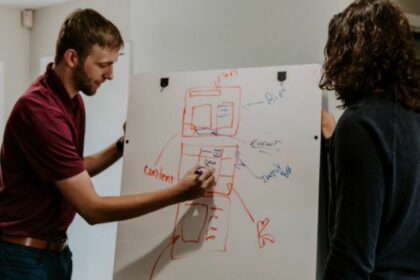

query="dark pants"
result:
[0,240,72,280]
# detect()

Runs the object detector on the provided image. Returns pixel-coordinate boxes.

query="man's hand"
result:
[115,121,127,154]
[175,165,216,201]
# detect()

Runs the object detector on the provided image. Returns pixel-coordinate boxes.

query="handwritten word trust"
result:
[236,154,292,184]
[259,163,292,183]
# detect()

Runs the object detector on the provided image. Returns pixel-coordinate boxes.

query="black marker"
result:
[194,168,203,175]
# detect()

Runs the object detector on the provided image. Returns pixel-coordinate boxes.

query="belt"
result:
[0,235,68,252]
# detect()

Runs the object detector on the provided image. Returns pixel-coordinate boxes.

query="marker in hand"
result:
[194,168,204,176]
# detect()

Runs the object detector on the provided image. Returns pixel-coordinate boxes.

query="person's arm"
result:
[321,110,336,140]
[323,112,385,279]
[55,165,215,225]
[83,137,123,177]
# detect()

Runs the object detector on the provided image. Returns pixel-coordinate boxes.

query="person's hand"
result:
[321,110,336,140]
[175,165,216,201]
[116,121,127,154]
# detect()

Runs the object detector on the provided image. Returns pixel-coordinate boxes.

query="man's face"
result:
[73,45,119,96]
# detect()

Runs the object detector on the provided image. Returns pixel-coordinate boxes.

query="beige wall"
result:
[0,7,31,122]
[30,0,130,80]
[130,0,353,75]
[394,0,420,15]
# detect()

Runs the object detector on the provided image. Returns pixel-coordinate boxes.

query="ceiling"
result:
[0,0,417,13]
[0,0,72,9]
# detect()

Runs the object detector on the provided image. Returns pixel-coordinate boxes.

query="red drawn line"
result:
[189,89,221,97]
[210,206,224,211]
[214,69,239,88]
[191,104,212,131]
[257,218,276,248]
[232,186,255,223]
[181,204,208,243]
[205,235,216,240]
[218,174,234,178]
[258,233,276,248]
[154,132,181,166]
[208,226,218,231]
[216,102,235,130]
[149,235,179,280]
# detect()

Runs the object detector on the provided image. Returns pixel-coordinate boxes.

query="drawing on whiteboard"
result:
[182,86,241,137]
[114,65,323,280]
[145,69,294,279]
[242,79,286,110]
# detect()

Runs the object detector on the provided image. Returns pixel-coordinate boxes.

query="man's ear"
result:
[63,49,79,69]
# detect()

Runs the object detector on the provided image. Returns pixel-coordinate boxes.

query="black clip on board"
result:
[277,71,286,82]
[160,77,169,92]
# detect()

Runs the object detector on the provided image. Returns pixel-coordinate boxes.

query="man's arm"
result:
[83,138,123,177]
[55,166,215,225]
[321,110,336,140]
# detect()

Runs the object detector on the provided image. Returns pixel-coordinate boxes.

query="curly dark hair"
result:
[320,0,420,111]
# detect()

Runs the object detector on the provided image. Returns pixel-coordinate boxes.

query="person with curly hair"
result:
[319,0,420,279]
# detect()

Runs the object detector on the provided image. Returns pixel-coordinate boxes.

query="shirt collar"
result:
[44,63,81,110]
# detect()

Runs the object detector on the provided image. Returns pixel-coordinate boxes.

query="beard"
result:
[73,63,96,96]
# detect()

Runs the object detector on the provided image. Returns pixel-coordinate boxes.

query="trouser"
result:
[0,240,72,280]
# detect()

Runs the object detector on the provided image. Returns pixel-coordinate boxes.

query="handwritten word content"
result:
[144,165,174,184]
[259,163,292,183]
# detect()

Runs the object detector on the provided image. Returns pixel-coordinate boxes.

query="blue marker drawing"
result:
[242,101,265,110]
[235,152,292,184]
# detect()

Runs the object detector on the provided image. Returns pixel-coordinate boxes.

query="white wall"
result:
[0,7,31,129]
[130,0,352,74]
[30,0,130,79]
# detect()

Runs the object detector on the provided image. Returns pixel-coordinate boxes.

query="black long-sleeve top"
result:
[324,94,420,279]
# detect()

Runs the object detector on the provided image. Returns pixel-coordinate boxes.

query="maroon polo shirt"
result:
[0,64,85,240]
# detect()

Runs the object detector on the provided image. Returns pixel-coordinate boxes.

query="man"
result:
[0,9,215,279]
[319,0,420,279]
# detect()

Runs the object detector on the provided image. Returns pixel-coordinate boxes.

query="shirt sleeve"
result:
[11,105,85,182]
[323,111,387,279]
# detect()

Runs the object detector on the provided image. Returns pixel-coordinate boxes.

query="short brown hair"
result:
[320,0,420,111]
[54,8,124,64]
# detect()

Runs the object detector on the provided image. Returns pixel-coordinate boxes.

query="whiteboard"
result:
[114,64,322,280]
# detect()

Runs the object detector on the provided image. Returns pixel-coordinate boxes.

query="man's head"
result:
[320,0,420,111]
[55,9,124,96]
